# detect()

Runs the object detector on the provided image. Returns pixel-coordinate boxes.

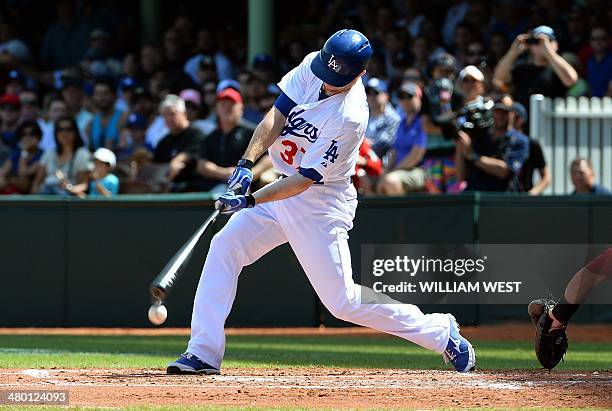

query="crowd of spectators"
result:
[0,0,610,197]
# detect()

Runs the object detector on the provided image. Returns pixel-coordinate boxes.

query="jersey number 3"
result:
[280,139,305,165]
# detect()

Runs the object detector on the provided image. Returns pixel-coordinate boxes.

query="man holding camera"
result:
[493,26,577,109]
[454,66,529,192]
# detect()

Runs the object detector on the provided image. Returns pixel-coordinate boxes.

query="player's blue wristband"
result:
[274,92,297,117]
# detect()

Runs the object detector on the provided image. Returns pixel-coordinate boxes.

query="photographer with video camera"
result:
[452,66,529,192]
[493,26,578,108]
[420,53,464,135]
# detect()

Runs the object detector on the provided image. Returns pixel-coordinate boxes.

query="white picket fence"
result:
[530,95,612,195]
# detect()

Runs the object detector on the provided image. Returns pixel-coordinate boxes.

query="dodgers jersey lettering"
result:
[269,52,369,184]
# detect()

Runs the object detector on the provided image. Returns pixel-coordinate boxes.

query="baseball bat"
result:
[150,209,220,302]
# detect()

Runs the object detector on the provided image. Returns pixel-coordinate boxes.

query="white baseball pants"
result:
[187,184,451,369]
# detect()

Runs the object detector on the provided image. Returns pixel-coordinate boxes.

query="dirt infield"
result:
[2,367,611,408]
[1,326,611,408]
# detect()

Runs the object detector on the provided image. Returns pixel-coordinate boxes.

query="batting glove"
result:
[216,192,256,215]
[227,159,254,195]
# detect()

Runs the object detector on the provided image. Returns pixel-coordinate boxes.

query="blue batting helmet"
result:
[310,29,372,87]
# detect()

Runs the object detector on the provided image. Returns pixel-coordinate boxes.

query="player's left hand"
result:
[215,192,252,214]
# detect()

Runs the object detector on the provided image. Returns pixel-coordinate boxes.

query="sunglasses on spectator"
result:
[398,92,415,100]
[461,77,477,84]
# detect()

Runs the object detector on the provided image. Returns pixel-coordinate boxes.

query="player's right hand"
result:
[227,159,254,195]
[215,192,251,215]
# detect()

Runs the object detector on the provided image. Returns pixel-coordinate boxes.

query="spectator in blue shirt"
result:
[365,78,400,158]
[587,26,612,97]
[64,148,119,197]
[378,83,427,195]
[570,158,611,195]
[456,83,529,192]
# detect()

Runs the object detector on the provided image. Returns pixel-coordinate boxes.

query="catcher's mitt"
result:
[527,299,568,370]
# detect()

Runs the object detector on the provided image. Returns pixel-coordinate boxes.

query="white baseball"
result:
[148,303,167,325]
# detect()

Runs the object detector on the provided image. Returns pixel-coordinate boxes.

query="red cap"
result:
[0,94,21,108]
[217,88,242,104]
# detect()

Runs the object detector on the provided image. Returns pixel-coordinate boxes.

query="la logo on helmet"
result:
[327,54,339,72]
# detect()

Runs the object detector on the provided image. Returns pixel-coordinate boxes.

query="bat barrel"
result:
[150,285,167,302]
[148,209,220,303]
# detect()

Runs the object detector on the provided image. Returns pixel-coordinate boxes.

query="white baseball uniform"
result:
[187,52,451,369]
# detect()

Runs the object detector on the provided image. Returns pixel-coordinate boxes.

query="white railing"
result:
[530,95,612,195]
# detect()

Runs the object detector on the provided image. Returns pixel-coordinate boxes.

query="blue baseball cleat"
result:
[166,352,220,375]
[443,315,476,373]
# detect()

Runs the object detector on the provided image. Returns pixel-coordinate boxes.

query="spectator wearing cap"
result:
[570,158,611,195]
[378,82,428,195]
[197,88,269,192]
[117,113,153,164]
[61,77,93,133]
[180,89,216,136]
[455,92,529,192]
[153,95,205,192]
[85,79,128,151]
[115,76,140,113]
[586,26,612,97]
[183,29,235,84]
[0,120,44,194]
[420,53,464,135]
[365,78,400,158]
[196,55,218,86]
[63,148,119,197]
[32,116,91,195]
[0,94,22,150]
[513,101,550,195]
[493,26,578,109]
[39,95,68,152]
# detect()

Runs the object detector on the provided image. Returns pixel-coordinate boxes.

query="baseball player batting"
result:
[167,29,476,375]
